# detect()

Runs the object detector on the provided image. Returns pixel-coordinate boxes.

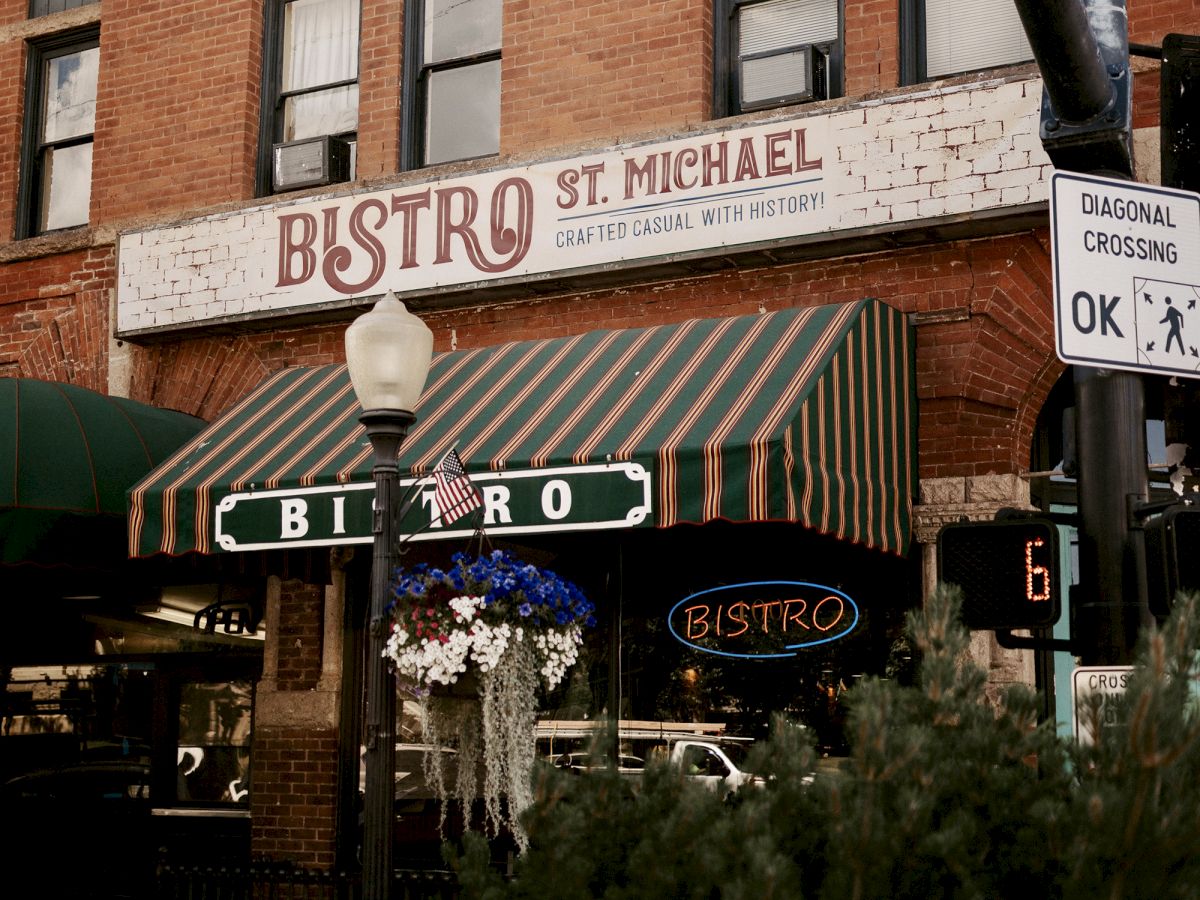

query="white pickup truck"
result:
[538,720,763,797]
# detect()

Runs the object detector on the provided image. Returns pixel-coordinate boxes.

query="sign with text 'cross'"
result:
[1050,171,1200,378]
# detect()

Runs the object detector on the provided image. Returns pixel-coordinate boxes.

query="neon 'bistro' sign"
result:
[667,581,859,659]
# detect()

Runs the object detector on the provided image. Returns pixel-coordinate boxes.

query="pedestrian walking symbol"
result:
[1136,278,1200,370]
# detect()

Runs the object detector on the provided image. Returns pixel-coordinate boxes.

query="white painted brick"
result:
[973,188,1005,207]
[907,96,945,118]
[943,193,975,215]
[861,204,893,226]
[905,147,955,168]
[974,120,1003,143]
[944,158,974,180]
[957,141,999,161]
[944,125,975,146]
[942,90,973,113]
[839,142,867,162]
[865,104,898,126]
[999,185,1032,204]
[891,201,920,221]
[836,123,875,146]
[918,197,948,217]
[864,169,893,190]
[999,149,1031,170]
[876,183,931,205]
[986,167,1040,190]
[917,129,947,150]
[877,116,920,138]
[891,134,919,154]
[1012,131,1042,153]
[839,208,868,227]
[932,174,985,197]
[892,166,920,187]
[971,153,1003,174]
[918,163,947,184]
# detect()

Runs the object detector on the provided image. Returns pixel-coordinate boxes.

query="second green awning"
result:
[129,298,916,558]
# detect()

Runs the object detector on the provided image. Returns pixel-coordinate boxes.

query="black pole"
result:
[1012,0,1114,125]
[1073,370,1152,664]
[1013,0,1147,664]
[361,408,414,900]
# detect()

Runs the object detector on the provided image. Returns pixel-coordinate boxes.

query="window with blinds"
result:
[923,0,1032,79]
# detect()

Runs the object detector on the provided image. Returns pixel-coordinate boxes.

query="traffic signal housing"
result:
[937,517,1062,630]
[1144,505,1200,617]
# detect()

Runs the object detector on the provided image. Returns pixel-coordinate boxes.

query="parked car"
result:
[1,761,155,899]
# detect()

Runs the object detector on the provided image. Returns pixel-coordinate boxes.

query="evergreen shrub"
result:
[451,588,1200,899]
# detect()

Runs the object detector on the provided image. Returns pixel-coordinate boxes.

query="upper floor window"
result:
[259,0,359,194]
[901,0,1033,84]
[29,0,98,17]
[403,0,501,169]
[17,28,98,238]
[714,0,841,119]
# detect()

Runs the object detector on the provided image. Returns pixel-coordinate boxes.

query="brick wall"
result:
[248,580,338,866]
[276,580,326,691]
[91,0,262,224]
[502,0,711,154]
[0,246,112,387]
[844,0,900,96]
[250,726,339,867]
[357,0,404,181]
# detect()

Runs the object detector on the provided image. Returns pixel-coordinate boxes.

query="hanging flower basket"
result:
[385,550,595,849]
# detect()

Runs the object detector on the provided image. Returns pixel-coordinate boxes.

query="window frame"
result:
[29,0,98,18]
[16,25,99,240]
[712,0,843,120]
[899,0,1033,86]
[400,0,501,171]
[257,0,360,196]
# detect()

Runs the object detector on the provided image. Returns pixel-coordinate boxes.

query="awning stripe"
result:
[128,298,917,558]
[502,329,625,468]
[461,333,588,466]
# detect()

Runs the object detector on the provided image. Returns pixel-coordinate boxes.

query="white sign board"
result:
[1050,171,1200,377]
[1071,665,1133,745]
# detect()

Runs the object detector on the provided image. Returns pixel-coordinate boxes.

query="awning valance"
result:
[1,378,204,567]
[128,298,915,558]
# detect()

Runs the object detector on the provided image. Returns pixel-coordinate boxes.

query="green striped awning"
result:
[128,298,916,558]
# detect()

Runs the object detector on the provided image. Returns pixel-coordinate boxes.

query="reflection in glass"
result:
[425,60,500,164]
[43,46,98,144]
[424,0,500,63]
[177,681,253,805]
[40,142,92,232]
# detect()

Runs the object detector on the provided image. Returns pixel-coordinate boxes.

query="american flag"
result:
[433,449,482,524]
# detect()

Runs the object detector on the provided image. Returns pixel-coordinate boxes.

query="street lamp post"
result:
[344,292,434,900]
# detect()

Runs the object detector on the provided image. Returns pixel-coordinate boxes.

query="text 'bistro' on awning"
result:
[127,297,916,558]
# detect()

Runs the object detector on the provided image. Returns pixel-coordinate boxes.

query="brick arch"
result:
[129,335,270,420]
[11,299,107,390]
[918,233,1062,478]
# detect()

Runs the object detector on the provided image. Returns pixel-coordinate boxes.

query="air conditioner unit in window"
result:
[272,135,351,192]
[740,44,827,110]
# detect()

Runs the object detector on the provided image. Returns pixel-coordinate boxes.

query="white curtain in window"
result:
[282,0,359,138]
[924,0,1032,78]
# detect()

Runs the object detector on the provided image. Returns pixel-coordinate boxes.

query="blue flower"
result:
[518,603,532,617]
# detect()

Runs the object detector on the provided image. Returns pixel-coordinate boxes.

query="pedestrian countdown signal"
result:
[937,518,1062,630]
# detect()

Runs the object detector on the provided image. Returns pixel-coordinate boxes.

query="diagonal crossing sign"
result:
[1050,171,1200,378]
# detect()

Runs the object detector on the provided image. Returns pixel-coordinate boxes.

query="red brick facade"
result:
[0,0,1190,875]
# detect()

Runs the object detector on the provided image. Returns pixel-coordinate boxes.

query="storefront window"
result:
[176,681,253,805]
[383,522,915,860]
